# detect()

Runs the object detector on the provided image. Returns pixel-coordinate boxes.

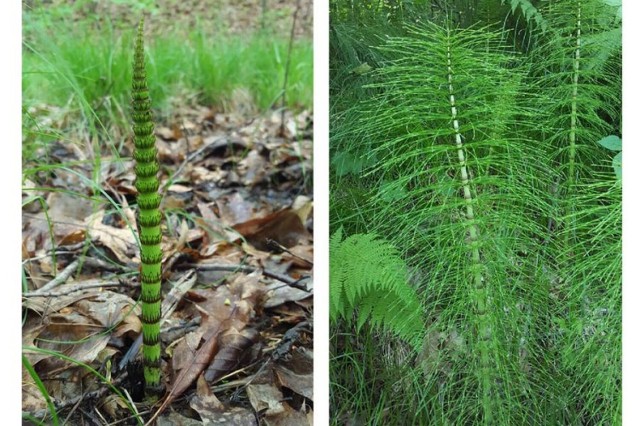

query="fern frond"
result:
[504,0,548,33]
[330,229,424,350]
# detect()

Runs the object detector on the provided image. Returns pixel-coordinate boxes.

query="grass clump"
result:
[22,6,312,165]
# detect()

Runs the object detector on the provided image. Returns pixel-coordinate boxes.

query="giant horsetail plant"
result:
[529,0,622,421]
[333,21,556,424]
[329,0,620,423]
[132,18,163,396]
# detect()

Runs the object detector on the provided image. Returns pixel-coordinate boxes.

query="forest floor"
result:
[22,2,314,425]
[24,0,313,39]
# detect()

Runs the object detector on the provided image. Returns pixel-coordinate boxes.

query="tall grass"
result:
[22,22,312,115]
[22,8,312,165]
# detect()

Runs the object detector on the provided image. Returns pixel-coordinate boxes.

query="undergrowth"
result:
[330,0,621,424]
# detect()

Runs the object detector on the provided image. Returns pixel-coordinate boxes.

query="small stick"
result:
[271,320,311,361]
[22,280,129,298]
[160,135,229,195]
[178,262,311,291]
[279,0,301,135]
[34,259,80,294]
[266,238,313,267]
[118,270,197,370]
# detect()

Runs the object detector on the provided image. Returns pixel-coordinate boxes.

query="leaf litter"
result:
[22,102,313,424]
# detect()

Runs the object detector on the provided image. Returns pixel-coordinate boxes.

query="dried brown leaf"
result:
[233,208,310,251]
[167,316,226,405]
[190,395,256,426]
[216,192,259,225]
[264,281,313,308]
[204,327,260,383]
[274,364,313,400]
[246,383,285,416]
[240,150,268,186]
[84,210,137,264]
[263,403,312,426]
[160,274,265,415]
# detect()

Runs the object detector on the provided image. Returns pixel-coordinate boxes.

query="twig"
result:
[118,270,198,370]
[178,262,311,291]
[160,135,229,195]
[266,238,313,267]
[23,242,86,264]
[23,280,129,298]
[279,0,301,135]
[271,320,311,361]
[34,259,80,294]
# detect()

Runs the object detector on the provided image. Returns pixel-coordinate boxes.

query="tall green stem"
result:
[132,18,163,395]
[564,1,581,253]
[445,26,494,425]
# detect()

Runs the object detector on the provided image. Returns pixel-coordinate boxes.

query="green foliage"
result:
[132,19,163,396]
[22,9,312,152]
[597,135,622,179]
[528,5,622,419]
[556,176,621,424]
[330,0,621,423]
[330,229,424,349]
[347,22,555,424]
[503,0,548,33]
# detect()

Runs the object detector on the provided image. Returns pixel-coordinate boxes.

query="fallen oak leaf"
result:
[147,314,229,425]
[204,327,260,383]
[232,208,310,251]
[149,273,265,423]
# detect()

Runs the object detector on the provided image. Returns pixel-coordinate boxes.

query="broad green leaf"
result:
[613,152,622,180]
[351,62,372,75]
[378,180,406,202]
[332,151,364,176]
[597,135,622,151]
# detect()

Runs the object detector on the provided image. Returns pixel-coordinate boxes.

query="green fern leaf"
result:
[330,229,424,350]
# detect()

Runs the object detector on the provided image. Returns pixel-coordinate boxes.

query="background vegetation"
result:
[23,0,313,164]
[329,0,621,424]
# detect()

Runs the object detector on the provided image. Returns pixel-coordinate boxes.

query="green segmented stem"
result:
[564,1,581,254]
[132,18,163,395]
[445,26,494,424]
